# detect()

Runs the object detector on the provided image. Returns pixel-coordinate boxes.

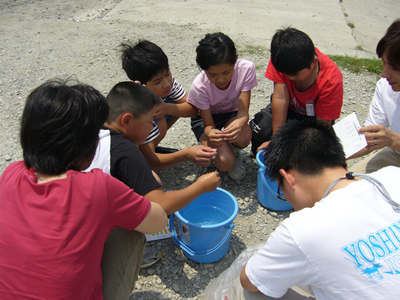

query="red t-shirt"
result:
[0,161,151,299]
[265,48,343,120]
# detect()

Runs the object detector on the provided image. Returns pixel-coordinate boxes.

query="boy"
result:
[85,82,220,271]
[241,119,400,298]
[121,40,216,169]
[250,27,343,157]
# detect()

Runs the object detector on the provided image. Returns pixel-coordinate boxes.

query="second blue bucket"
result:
[169,187,238,263]
[256,150,293,211]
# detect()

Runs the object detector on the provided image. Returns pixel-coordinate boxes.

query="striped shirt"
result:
[143,78,186,144]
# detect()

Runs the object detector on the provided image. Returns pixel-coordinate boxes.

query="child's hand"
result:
[186,145,216,167]
[208,129,224,148]
[257,140,271,153]
[131,80,147,87]
[223,119,245,143]
[197,171,220,193]
[154,102,166,119]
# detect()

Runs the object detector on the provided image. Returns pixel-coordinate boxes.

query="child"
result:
[120,40,216,169]
[85,82,221,266]
[0,80,167,299]
[187,32,258,180]
[249,27,343,157]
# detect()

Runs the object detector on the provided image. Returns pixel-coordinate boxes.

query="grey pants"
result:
[101,227,146,300]
[349,147,400,174]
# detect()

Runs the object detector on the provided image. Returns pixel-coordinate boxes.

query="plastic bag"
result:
[204,243,264,300]
[204,243,315,300]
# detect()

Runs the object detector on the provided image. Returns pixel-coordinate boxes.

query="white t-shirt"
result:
[365,78,400,134]
[246,166,400,300]
[187,59,258,114]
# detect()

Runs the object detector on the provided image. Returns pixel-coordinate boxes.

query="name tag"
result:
[306,99,315,116]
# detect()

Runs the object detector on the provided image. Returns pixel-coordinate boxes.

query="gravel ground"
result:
[0,1,379,299]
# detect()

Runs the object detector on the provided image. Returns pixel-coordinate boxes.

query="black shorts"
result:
[249,94,334,156]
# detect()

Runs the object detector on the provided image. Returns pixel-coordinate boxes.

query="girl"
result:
[0,80,167,299]
[187,32,258,180]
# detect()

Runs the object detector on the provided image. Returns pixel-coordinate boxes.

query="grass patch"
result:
[329,55,382,76]
[347,22,355,28]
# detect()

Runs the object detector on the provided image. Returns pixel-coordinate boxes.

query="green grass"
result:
[347,22,355,29]
[329,55,383,76]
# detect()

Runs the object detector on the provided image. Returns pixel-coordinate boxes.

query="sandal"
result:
[140,247,162,268]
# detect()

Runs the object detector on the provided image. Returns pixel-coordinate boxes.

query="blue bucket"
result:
[256,150,293,211]
[169,187,238,263]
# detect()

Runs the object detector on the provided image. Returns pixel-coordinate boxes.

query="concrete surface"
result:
[102,0,399,58]
[341,0,399,54]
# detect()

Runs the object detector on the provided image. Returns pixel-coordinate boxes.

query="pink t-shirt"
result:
[0,161,151,299]
[187,59,258,114]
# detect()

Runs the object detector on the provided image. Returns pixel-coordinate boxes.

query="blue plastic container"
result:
[256,150,293,211]
[169,187,238,263]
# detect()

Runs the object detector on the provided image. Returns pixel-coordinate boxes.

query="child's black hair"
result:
[376,19,400,70]
[120,40,169,84]
[196,32,237,70]
[271,27,316,76]
[20,79,109,174]
[264,119,347,184]
[106,81,161,123]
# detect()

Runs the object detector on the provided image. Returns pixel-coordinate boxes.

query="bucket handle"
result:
[169,213,235,257]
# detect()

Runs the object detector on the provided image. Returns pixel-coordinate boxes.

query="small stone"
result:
[172,283,180,292]
[162,259,169,265]
[147,268,155,275]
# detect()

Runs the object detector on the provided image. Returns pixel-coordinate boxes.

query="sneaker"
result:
[140,246,162,268]
[228,151,246,180]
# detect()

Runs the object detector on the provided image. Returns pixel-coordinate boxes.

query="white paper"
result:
[145,224,171,242]
[333,112,367,158]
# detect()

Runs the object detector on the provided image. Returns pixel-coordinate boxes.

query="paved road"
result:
[104,0,399,58]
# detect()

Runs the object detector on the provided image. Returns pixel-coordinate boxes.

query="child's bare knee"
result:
[214,154,235,171]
